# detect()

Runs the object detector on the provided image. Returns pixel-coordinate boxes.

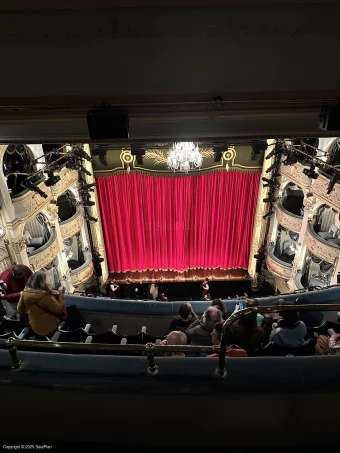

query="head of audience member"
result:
[12,265,26,279]
[211,298,226,316]
[238,298,259,329]
[272,300,299,328]
[161,330,187,356]
[211,321,224,345]
[202,306,223,332]
[178,303,191,321]
[25,271,50,291]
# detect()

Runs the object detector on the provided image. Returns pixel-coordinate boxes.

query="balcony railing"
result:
[265,246,293,280]
[12,179,52,221]
[305,222,340,264]
[276,200,303,233]
[28,228,59,271]
[280,162,311,188]
[59,206,83,240]
[70,252,93,286]
[51,167,78,197]
[311,172,340,212]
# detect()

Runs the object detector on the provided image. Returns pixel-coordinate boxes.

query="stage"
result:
[108,269,252,301]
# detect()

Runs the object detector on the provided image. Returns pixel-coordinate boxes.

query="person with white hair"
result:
[161,330,187,357]
[186,306,223,345]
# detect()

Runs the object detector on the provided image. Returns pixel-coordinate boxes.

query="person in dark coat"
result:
[295,297,323,328]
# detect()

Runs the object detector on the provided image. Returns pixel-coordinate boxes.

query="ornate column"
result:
[5,223,30,266]
[248,139,276,280]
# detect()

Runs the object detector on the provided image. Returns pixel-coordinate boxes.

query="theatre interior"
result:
[2,0,340,449]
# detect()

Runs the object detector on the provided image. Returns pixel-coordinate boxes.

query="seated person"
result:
[186,306,222,346]
[270,301,307,347]
[161,330,187,356]
[169,303,198,332]
[208,322,247,357]
[211,298,228,320]
[0,264,33,301]
[226,298,267,350]
[295,297,323,328]
[17,271,66,337]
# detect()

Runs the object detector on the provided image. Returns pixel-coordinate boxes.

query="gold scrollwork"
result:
[223,146,236,162]
[121,151,134,164]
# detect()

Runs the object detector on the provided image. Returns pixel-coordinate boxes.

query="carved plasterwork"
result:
[312,174,340,212]
[51,168,78,197]
[305,224,340,264]
[276,202,303,232]
[280,163,311,189]
[60,207,83,240]
[12,235,26,253]
[28,231,59,271]
[12,183,52,223]
[266,253,293,280]
[70,260,94,286]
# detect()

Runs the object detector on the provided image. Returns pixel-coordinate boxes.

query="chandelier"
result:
[167,142,203,173]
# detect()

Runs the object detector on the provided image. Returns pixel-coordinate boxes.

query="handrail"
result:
[1,303,340,376]
[28,228,56,258]
[267,245,293,269]
[277,199,303,220]
[307,222,340,251]
[218,302,340,377]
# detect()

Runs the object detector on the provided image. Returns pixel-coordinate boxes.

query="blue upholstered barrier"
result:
[65,285,340,315]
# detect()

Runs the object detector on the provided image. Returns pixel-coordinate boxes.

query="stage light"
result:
[263,211,274,220]
[44,171,61,187]
[80,182,96,190]
[66,159,92,176]
[302,164,319,180]
[21,180,48,198]
[252,140,268,160]
[83,201,95,207]
[265,145,280,160]
[131,145,145,165]
[327,172,339,194]
[266,162,279,173]
[86,215,98,222]
[213,144,225,162]
[92,147,107,166]
[73,148,92,162]
[263,196,276,203]
[283,153,298,166]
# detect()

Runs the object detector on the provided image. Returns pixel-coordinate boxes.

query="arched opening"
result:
[273,226,297,264]
[23,213,51,256]
[313,204,339,245]
[301,251,333,289]
[64,233,89,271]
[281,182,304,216]
[57,190,77,222]
[3,144,40,197]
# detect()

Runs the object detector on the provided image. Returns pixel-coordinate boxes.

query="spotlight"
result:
[252,140,268,160]
[86,215,98,222]
[83,201,95,207]
[44,171,61,187]
[80,182,96,190]
[131,145,145,165]
[263,211,274,220]
[327,172,339,194]
[265,145,280,160]
[21,180,48,198]
[283,153,298,166]
[266,162,279,173]
[213,144,225,162]
[73,148,92,162]
[302,164,319,180]
[92,147,107,166]
[80,188,95,193]
[66,159,92,176]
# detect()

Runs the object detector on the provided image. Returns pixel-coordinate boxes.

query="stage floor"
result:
[110,268,250,284]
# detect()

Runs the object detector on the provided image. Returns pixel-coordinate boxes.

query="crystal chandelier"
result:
[167,142,203,173]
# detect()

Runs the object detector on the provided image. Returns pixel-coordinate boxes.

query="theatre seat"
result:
[2,316,26,336]
[87,330,123,345]
[248,338,316,357]
[51,327,90,343]
[306,320,340,339]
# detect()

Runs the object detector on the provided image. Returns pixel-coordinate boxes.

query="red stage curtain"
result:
[96,172,260,272]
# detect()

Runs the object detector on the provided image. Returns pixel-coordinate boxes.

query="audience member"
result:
[124,278,134,299]
[17,271,66,337]
[186,306,222,345]
[0,264,33,301]
[169,303,198,332]
[211,298,228,320]
[295,297,323,328]
[269,301,307,346]
[208,322,247,357]
[161,330,187,356]
[226,298,267,350]
[149,283,158,300]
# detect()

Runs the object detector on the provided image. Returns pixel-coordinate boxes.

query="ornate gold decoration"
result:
[28,230,59,270]
[59,207,83,240]
[312,174,340,212]
[70,259,94,286]
[201,149,215,158]
[305,223,340,264]
[144,150,167,165]
[12,183,52,223]
[276,201,303,232]
[280,162,310,188]
[121,151,134,164]
[223,147,236,162]
[51,167,78,197]
[12,236,27,253]
[266,251,293,280]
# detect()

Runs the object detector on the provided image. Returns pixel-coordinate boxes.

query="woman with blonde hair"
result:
[17,271,66,337]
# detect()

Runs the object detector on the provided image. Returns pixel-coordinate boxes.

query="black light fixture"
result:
[21,180,48,198]
[302,164,319,180]
[44,171,61,187]
[263,211,274,220]
[283,152,298,166]
[213,144,225,162]
[263,196,276,203]
[86,215,98,222]
[327,172,339,194]
[73,147,92,162]
[265,144,281,160]
[66,158,92,176]
[81,182,96,190]
[131,145,145,165]
[252,140,268,160]
[266,162,280,173]
[92,147,107,166]
[83,201,95,207]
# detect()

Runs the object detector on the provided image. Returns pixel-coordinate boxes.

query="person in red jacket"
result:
[0,264,33,301]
